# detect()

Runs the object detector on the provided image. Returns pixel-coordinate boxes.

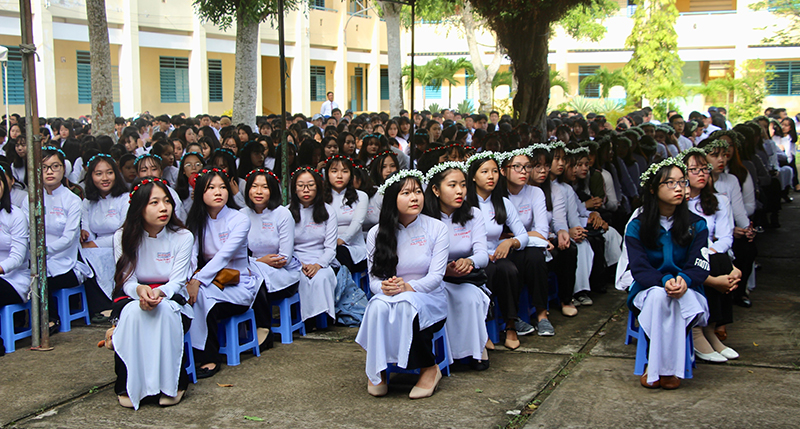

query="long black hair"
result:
[639,164,696,250]
[371,175,423,279]
[84,154,128,201]
[244,169,283,211]
[289,167,329,224]
[237,140,266,180]
[466,156,506,225]
[42,146,69,188]
[210,148,239,183]
[323,155,359,207]
[530,148,554,212]
[683,152,718,216]
[369,151,399,186]
[114,177,184,295]
[423,166,473,226]
[0,166,13,214]
[186,168,240,269]
[175,151,204,200]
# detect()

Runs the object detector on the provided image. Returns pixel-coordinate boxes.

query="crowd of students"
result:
[0,104,796,406]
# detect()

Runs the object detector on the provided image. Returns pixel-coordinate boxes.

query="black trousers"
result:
[0,277,23,307]
[115,312,191,396]
[251,281,300,329]
[484,258,520,321]
[193,302,249,366]
[548,239,578,305]
[706,253,734,326]
[586,234,607,291]
[731,236,756,301]
[508,246,549,310]
[336,245,367,274]
[405,317,446,371]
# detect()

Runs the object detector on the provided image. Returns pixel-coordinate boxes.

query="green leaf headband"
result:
[424,161,467,184]
[377,169,424,195]
[640,158,687,188]
[703,139,729,153]
[679,147,708,164]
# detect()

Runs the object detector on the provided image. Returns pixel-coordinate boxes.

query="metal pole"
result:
[408,0,415,167]
[19,0,49,350]
[4,62,9,132]
[278,0,289,204]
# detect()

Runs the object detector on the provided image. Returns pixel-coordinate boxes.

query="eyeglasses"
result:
[509,164,533,173]
[184,162,204,169]
[43,163,63,173]
[687,167,712,176]
[296,183,316,190]
[660,179,688,189]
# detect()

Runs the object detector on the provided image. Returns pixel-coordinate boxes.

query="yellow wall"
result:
[566,63,625,98]
[309,9,341,48]
[261,56,293,115]
[53,40,121,119]
[139,47,191,116]
[309,59,336,114]
[207,51,235,115]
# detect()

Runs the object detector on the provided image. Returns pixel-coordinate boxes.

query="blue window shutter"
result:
[77,50,92,104]
[160,56,190,103]
[578,65,600,98]
[766,61,800,96]
[1,46,25,105]
[310,66,326,101]
[380,68,389,100]
[208,59,223,102]
[425,85,441,99]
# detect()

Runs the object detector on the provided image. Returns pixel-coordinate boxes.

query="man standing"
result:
[320,92,338,117]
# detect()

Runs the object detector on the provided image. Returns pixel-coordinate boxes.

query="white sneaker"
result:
[694,349,728,363]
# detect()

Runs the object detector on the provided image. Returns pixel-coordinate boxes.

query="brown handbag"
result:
[195,268,240,290]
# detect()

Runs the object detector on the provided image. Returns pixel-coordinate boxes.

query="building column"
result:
[189,17,208,116]
[255,24,263,116]
[290,9,310,115]
[31,0,57,117]
[335,6,348,113]
[119,0,142,117]
[366,13,380,112]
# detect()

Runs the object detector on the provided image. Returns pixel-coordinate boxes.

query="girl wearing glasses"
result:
[42,147,95,330]
[626,158,709,390]
[289,167,338,324]
[681,149,740,363]
[500,150,554,337]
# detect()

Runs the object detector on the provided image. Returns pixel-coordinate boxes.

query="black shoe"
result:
[49,320,60,337]
[734,297,752,308]
[91,313,109,324]
[469,358,490,371]
[196,364,220,379]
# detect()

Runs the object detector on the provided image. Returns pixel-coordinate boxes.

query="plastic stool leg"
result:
[184,332,197,384]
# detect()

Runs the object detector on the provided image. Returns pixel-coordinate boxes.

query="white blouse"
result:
[113,227,194,302]
[0,208,30,301]
[241,205,295,260]
[81,193,129,248]
[688,194,733,255]
[546,182,569,234]
[439,207,489,269]
[714,173,748,228]
[10,187,28,216]
[44,185,82,277]
[506,184,549,247]
[293,204,338,267]
[331,188,368,263]
[192,206,254,287]
[477,194,529,254]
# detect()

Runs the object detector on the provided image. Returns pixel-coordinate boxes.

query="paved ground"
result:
[3,204,799,428]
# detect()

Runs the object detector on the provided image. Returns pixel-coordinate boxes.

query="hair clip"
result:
[129,177,169,199]
[246,168,281,184]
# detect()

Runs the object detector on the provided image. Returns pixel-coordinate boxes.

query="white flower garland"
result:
[377,169,425,195]
[549,141,566,151]
[527,143,552,152]
[565,147,590,156]
[424,161,467,184]
[499,147,532,164]
[640,157,687,188]
[465,151,499,170]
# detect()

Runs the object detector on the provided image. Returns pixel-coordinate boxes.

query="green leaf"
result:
[244,416,265,422]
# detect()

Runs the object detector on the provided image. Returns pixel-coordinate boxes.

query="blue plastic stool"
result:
[271,292,306,344]
[217,308,261,366]
[315,312,329,329]
[624,311,639,345]
[547,272,560,308]
[51,284,91,332]
[633,320,695,379]
[486,296,505,345]
[386,327,451,384]
[183,332,197,383]
[352,270,371,299]
[1,301,32,353]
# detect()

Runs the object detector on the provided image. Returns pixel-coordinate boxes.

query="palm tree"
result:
[491,69,513,108]
[428,57,475,109]
[579,67,627,99]
[402,63,438,109]
[549,69,569,93]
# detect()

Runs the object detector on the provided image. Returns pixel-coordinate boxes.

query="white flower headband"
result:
[465,151,499,170]
[499,147,532,164]
[640,158,687,188]
[679,147,708,164]
[377,169,425,195]
[424,161,467,184]
[527,143,552,152]
[565,147,589,156]
[548,141,566,151]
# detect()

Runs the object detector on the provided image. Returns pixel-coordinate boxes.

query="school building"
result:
[1,0,799,119]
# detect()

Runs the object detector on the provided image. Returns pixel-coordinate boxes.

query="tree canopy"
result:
[192,0,297,29]
[750,0,800,45]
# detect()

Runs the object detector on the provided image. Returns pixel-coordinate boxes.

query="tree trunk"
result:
[496,17,550,140]
[85,0,114,137]
[381,2,403,116]
[232,9,259,129]
[460,2,502,114]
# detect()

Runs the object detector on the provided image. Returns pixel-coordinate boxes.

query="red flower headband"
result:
[129,178,169,200]
[371,150,394,161]
[324,154,354,165]
[291,166,320,179]
[197,167,225,178]
[246,168,281,183]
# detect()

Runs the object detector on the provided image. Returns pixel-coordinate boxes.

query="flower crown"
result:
[246,168,281,183]
[324,154,354,166]
[499,147,533,164]
[640,158,687,188]
[465,151,499,169]
[703,139,729,153]
[424,161,467,184]
[548,141,567,151]
[86,153,114,166]
[565,147,590,156]
[291,166,319,179]
[215,148,237,159]
[371,150,394,161]
[196,167,224,179]
[180,151,204,163]
[527,143,552,152]
[43,146,66,159]
[378,169,425,195]
[679,147,708,164]
[129,177,169,199]
[134,153,162,166]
